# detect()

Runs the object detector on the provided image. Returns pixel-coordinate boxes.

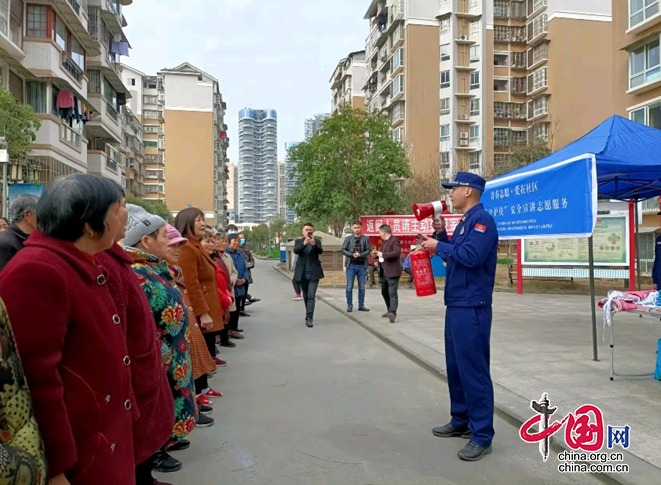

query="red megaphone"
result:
[413,201,447,222]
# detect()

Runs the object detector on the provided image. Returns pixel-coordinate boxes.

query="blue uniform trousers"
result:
[445,306,495,447]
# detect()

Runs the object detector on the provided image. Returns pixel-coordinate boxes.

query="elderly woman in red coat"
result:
[0,174,135,485]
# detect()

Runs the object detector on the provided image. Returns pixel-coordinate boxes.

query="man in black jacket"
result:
[342,221,371,313]
[0,195,38,273]
[293,223,324,328]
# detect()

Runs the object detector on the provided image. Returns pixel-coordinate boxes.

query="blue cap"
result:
[442,172,486,192]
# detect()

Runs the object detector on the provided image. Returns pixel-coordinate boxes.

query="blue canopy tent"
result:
[483,115,661,361]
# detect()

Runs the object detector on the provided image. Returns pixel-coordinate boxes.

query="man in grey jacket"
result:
[342,221,371,313]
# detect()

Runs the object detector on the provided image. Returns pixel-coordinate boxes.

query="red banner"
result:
[360,214,463,237]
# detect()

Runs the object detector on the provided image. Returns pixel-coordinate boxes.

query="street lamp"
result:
[0,137,8,219]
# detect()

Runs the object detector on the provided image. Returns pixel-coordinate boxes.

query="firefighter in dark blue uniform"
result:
[422,172,498,461]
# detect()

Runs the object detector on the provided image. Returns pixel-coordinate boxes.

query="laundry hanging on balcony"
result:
[56,91,92,127]
[110,41,130,57]
[117,92,127,106]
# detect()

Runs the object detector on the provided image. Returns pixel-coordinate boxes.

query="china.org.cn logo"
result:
[519,393,631,474]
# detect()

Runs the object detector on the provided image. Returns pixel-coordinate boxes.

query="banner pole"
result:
[517,239,523,295]
[628,200,636,290]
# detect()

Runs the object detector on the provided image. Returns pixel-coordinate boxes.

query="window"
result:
[494,53,508,66]
[630,38,661,89]
[441,43,450,61]
[530,123,549,143]
[470,45,480,63]
[26,5,48,38]
[144,141,158,148]
[469,125,480,143]
[392,127,404,144]
[469,152,481,169]
[527,14,547,40]
[529,96,549,119]
[440,124,450,142]
[393,48,404,70]
[61,123,81,149]
[441,70,450,88]
[629,101,661,129]
[143,110,159,119]
[512,129,527,144]
[528,67,548,94]
[469,20,480,38]
[55,15,67,50]
[127,78,136,86]
[470,98,480,116]
[511,51,526,68]
[440,97,450,115]
[494,128,511,146]
[393,74,404,96]
[527,42,548,68]
[104,78,119,112]
[143,95,158,105]
[495,101,525,119]
[440,18,450,35]
[494,1,510,18]
[26,82,46,113]
[470,72,479,89]
[630,0,660,29]
[494,79,509,91]
[494,153,510,168]
[70,37,84,71]
[440,151,450,168]
[51,85,59,115]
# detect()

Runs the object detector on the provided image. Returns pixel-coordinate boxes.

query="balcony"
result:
[493,102,524,120]
[528,0,548,17]
[0,0,24,59]
[456,0,482,19]
[144,154,164,166]
[527,42,548,70]
[511,51,526,70]
[438,0,451,17]
[527,95,549,121]
[511,77,527,95]
[527,14,548,45]
[50,0,102,57]
[33,116,86,163]
[86,94,121,143]
[494,0,526,19]
[62,52,84,84]
[494,26,526,43]
[527,67,548,95]
[391,23,404,51]
[22,41,88,97]
[88,149,122,183]
[88,0,125,34]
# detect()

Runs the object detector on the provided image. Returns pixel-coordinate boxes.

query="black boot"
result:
[152,451,182,473]
[458,441,493,461]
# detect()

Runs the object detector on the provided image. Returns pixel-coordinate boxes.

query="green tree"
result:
[287,105,410,234]
[270,217,286,243]
[250,224,270,250]
[0,86,41,163]
[126,197,174,223]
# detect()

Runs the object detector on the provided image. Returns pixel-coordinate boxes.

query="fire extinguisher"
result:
[409,249,437,297]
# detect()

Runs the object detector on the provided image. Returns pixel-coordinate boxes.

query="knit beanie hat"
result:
[124,204,167,247]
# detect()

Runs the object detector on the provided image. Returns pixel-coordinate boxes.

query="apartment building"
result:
[122,63,230,226]
[121,105,145,198]
[488,0,612,179]
[277,161,286,218]
[284,141,301,224]
[0,0,130,186]
[330,51,367,112]
[304,113,330,140]
[237,108,278,224]
[363,0,440,180]
[613,0,661,226]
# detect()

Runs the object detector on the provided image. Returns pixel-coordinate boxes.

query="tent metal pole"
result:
[634,199,641,290]
[589,236,599,362]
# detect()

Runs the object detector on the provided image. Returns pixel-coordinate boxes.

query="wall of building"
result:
[164,110,214,214]
[164,73,213,112]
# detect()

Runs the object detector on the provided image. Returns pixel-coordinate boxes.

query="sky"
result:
[123,0,368,163]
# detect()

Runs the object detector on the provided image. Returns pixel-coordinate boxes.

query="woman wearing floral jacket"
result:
[122,205,197,475]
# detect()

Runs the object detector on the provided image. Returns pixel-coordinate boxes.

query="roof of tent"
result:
[499,115,661,201]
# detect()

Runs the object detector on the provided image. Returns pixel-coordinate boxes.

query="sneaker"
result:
[305,319,314,328]
[152,452,182,473]
[358,307,370,312]
[196,414,215,428]
[237,328,244,332]
[347,307,353,313]
[197,395,213,407]
[432,423,471,439]
[458,441,493,461]
[213,357,227,367]
[221,341,237,348]
[229,331,245,339]
[293,294,302,301]
[167,439,190,452]
[199,404,213,415]
[249,297,261,303]
[239,311,251,317]
[204,388,223,398]
[388,312,397,323]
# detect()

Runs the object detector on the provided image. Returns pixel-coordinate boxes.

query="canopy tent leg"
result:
[589,236,599,362]
[629,200,636,290]
[634,199,641,290]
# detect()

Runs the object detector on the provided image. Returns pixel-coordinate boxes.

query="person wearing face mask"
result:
[422,172,498,462]
[97,205,175,484]
[0,174,135,485]
[123,205,198,473]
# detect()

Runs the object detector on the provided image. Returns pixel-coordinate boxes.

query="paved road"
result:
[156,265,603,485]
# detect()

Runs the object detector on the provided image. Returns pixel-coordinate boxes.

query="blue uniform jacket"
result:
[434,203,499,307]
[653,235,661,286]
[227,248,249,297]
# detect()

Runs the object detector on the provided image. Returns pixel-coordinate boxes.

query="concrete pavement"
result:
[155,265,608,485]
[283,268,661,485]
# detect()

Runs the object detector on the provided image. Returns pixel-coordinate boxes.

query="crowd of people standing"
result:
[0,174,260,484]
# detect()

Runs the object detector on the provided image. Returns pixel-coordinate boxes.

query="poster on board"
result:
[8,183,43,210]
[522,215,629,266]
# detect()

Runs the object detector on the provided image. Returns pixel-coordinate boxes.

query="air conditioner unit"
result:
[460,132,469,139]
[460,35,467,40]
[460,114,469,120]
[460,139,469,147]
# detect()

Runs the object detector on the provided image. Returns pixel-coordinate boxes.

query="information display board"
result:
[522,215,629,266]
